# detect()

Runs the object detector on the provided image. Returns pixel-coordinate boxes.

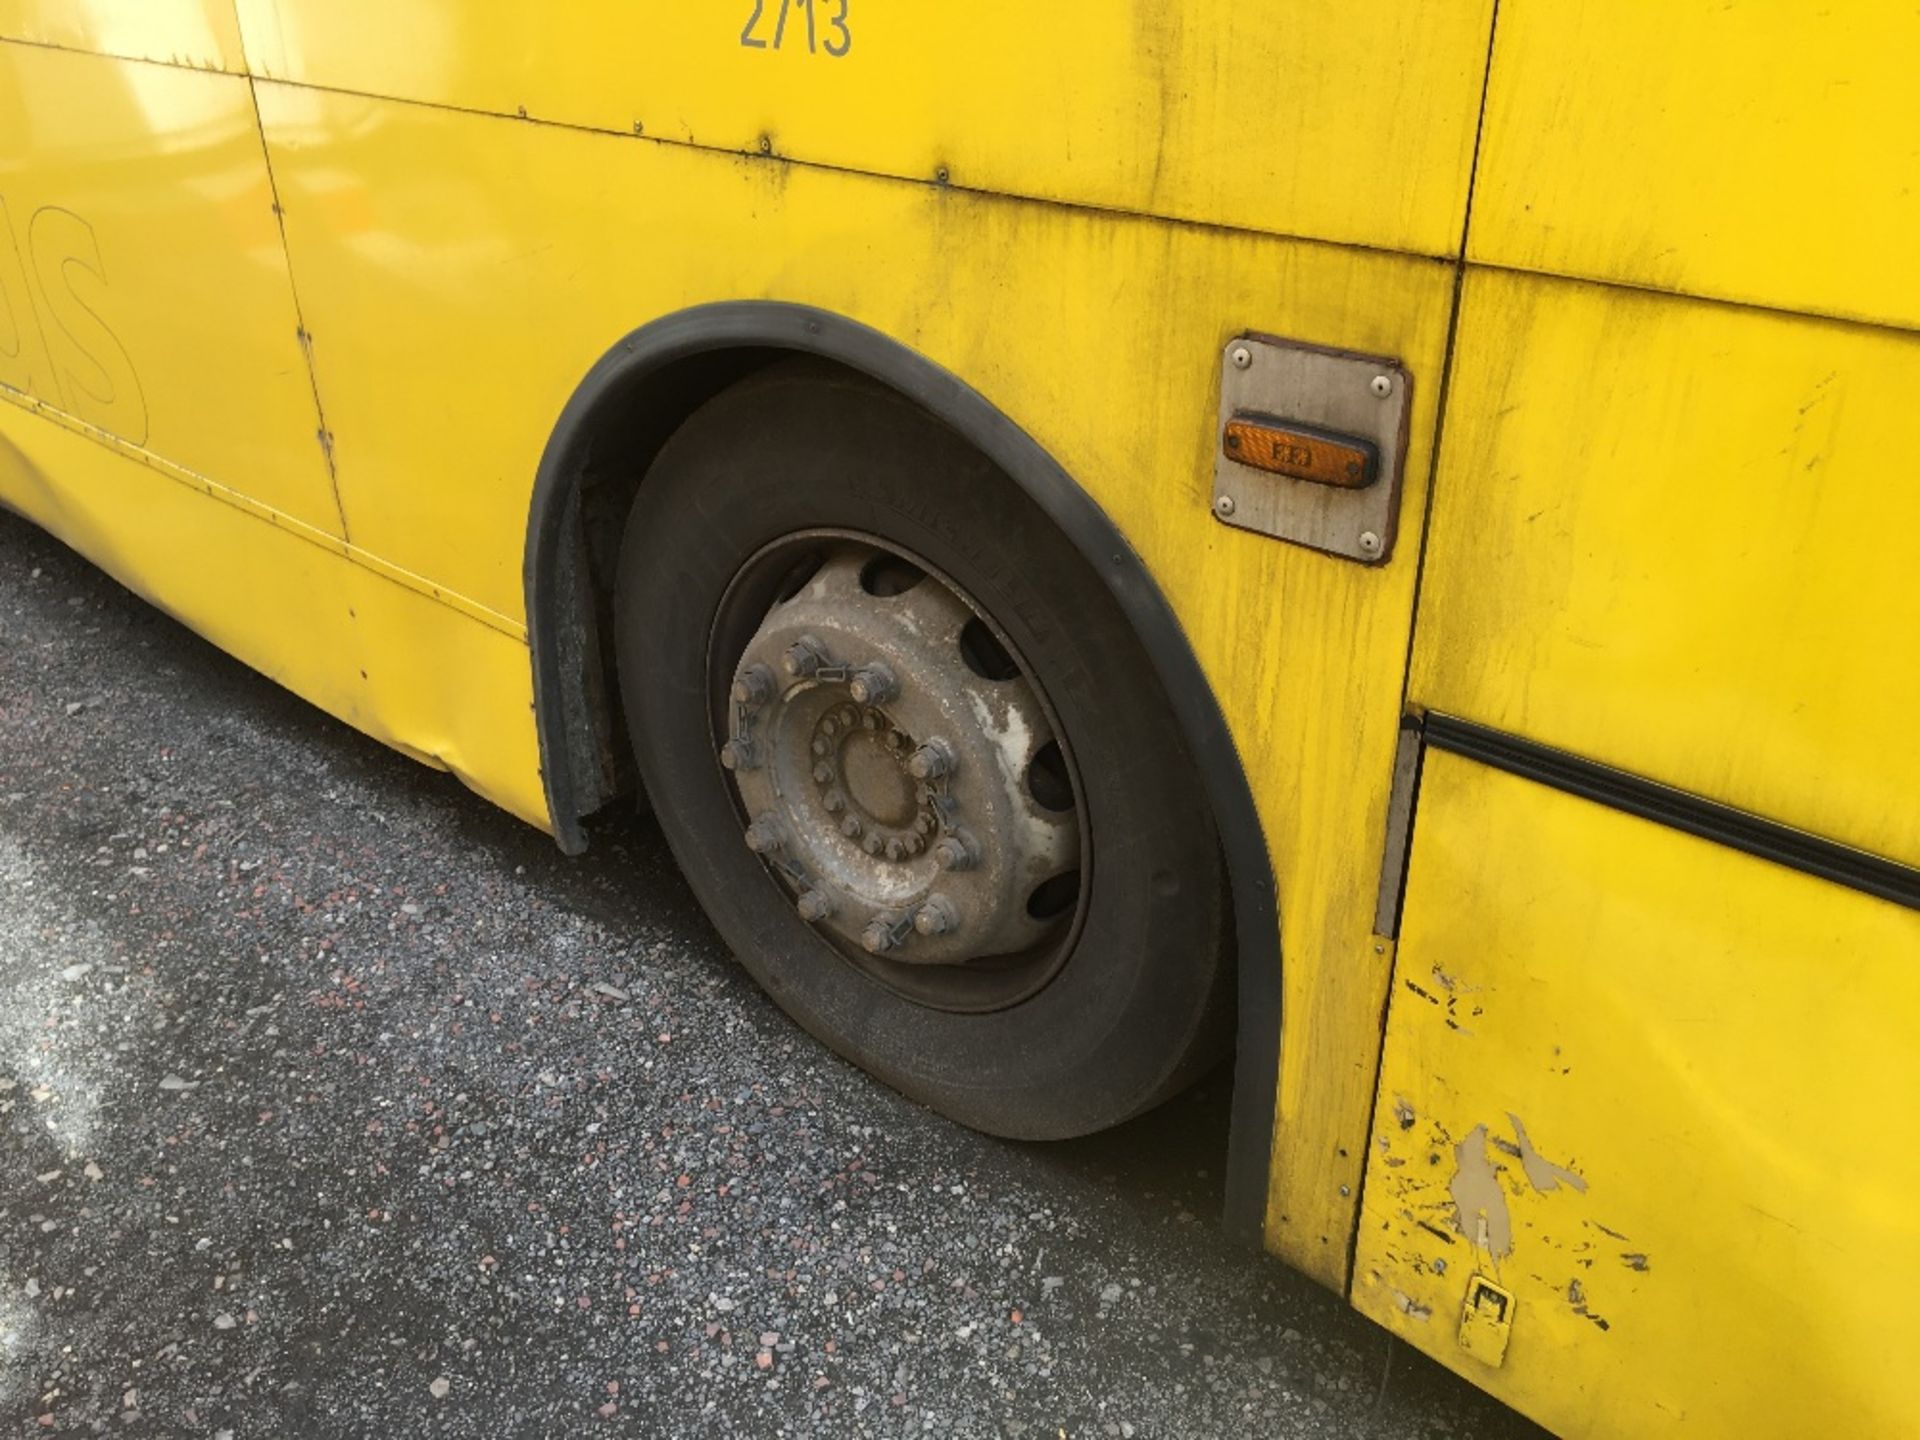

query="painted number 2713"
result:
[740,0,850,56]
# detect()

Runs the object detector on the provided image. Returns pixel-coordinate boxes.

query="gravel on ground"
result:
[0,508,1542,1438]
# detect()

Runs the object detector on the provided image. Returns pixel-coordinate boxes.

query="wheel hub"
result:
[721,542,1081,968]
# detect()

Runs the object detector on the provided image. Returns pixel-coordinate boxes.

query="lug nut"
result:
[861,919,898,954]
[885,838,907,862]
[783,636,829,678]
[720,738,757,771]
[932,832,979,872]
[822,790,846,813]
[863,835,883,856]
[744,817,783,854]
[907,739,955,781]
[797,890,835,922]
[812,762,834,784]
[840,816,863,839]
[848,664,898,706]
[914,895,960,937]
[731,663,775,708]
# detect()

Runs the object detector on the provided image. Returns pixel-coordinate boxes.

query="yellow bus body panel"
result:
[1355,750,1920,1437]
[252,80,1462,1282]
[1473,0,1920,330]
[0,43,345,536]
[4,10,1917,1432]
[231,0,1494,256]
[0,408,548,830]
[0,0,244,73]
[1410,268,1920,868]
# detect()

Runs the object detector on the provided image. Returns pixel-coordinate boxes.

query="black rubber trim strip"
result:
[1424,714,1920,912]
[527,302,1283,1243]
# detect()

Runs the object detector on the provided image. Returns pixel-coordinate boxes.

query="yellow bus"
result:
[2,3,1915,1433]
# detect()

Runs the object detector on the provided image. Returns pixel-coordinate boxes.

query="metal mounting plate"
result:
[1212,336,1412,564]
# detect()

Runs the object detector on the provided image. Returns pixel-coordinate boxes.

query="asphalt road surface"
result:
[0,507,1544,1438]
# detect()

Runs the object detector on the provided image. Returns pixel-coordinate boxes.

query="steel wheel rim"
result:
[705,529,1091,1014]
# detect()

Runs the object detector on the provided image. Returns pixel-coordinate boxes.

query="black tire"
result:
[614,360,1231,1138]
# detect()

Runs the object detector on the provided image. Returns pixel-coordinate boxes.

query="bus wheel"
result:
[614,361,1232,1139]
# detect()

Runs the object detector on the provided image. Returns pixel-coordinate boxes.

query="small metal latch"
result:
[1457,1274,1515,1367]
[1212,336,1412,564]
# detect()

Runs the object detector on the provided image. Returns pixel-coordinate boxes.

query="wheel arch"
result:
[525,302,1281,1242]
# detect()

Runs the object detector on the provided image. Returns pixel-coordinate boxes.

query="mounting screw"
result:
[907,739,954,781]
[758,135,772,155]
[1357,531,1384,559]
[861,919,899,954]
[732,663,775,708]
[797,890,835,923]
[932,831,979,872]
[848,664,898,706]
[1229,345,1253,370]
[1215,495,1237,518]
[744,817,783,854]
[720,738,757,771]
[914,895,960,937]
[1339,1184,1353,1197]
[1369,374,1394,399]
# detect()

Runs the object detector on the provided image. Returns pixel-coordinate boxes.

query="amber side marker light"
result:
[1222,415,1378,489]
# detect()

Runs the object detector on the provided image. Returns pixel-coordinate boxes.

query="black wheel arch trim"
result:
[526,302,1282,1242]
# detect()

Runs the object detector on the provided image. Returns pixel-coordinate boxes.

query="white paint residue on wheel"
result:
[967,689,1032,806]
[0,836,113,1157]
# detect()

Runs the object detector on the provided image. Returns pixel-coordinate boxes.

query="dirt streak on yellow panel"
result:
[1411,267,1920,868]
[1473,1,1920,330]
[0,42,344,536]
[1354,751,1920,1437]
[0,0,245,73]
[232,0,1493,257]
[0,401,548,833]
[253,83,1462,1285]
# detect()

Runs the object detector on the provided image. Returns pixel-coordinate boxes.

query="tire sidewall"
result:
[616,365,1229,1138]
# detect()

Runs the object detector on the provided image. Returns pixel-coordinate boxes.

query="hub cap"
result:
[720,541,1083,978]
